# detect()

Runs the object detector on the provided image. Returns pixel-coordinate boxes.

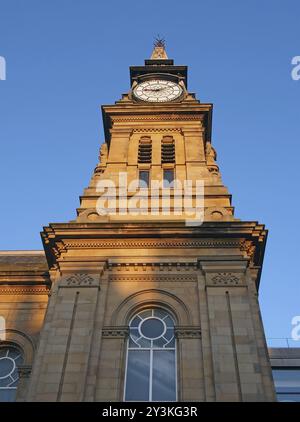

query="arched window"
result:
[0,345,23,402]
[124,308,177,402]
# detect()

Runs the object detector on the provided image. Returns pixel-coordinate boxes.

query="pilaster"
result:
[198,259,275,401]
[26,263,106,402]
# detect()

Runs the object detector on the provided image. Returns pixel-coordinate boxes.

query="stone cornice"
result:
[108,274,197,283]
[41,222,267,287]
[41,222,267,243]
[108,262,197,270]
[111,114,203,123]
[132,128,183,133]
[0,270,51,293]
[102,103,212,115]
[64,239,242,249]
[0,286,50,295]
[101,103,212,143]
[0,271,49,279]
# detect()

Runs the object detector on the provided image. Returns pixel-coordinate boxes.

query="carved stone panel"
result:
[206,272,244,287]
[59,273,101,289]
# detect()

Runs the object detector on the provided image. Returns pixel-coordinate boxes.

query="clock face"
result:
[133,79,183,103]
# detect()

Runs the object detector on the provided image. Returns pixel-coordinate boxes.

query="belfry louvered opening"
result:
[161,136,175,163]
[138,136,152,163]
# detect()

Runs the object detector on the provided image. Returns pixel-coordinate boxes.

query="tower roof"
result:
[150,37,168,60]
[130,39,187,87]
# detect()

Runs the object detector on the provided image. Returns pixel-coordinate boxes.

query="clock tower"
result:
[26,41,276,402]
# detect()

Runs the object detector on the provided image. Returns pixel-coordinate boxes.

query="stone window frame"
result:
[123,306,178,402]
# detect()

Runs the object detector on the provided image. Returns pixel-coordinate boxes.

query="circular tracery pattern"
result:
[0,346,23,389]
[140,318,165,340]
[128,309,175,349]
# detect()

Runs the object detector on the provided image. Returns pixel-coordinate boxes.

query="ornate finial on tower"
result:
[154,35,166,48]
[150,35,168,60]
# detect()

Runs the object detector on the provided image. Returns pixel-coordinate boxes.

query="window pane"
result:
[128,337,138,349]
[125,350,150,401]
[0,349,6,358]
[163,170,174,188]
[276,393,300,402]
[140,318,165,339]
[130,316,141,328]
[272,369,300,393]
[164,337,176,348]
[0,346,23,402]
[153,337,167,348]
[136,337,151,349]
[0,389,17,402]
[153,309,167,319]
[152,350,176,401]
[164,328,174,341]
[129,328,140,348]
[139,310,152,319]
[139,171,149,188]
[0,357,14,378]
[163,315,174,328]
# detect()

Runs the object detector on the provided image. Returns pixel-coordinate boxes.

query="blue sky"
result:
[0,0,299,344]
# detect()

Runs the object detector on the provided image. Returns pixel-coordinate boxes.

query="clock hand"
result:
[146,85,170,91]
[144,87,163,92]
